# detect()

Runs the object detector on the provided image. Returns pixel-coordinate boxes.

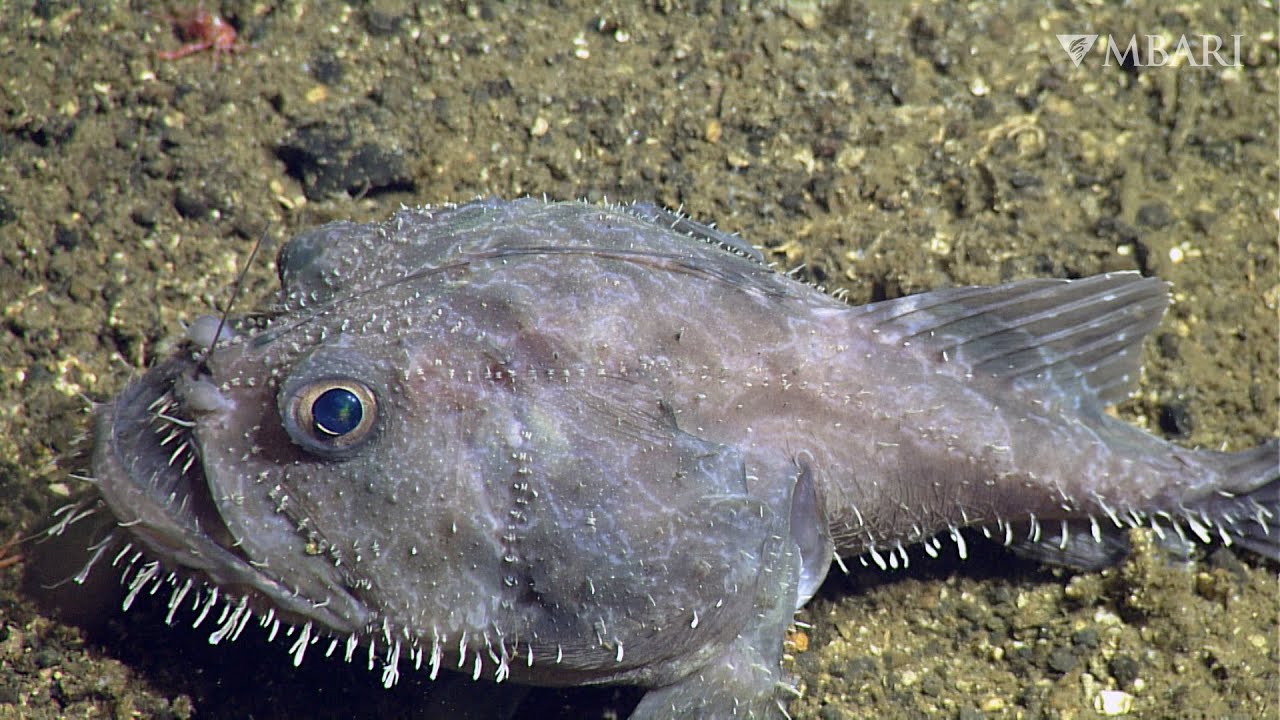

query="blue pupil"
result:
[312,388,362,437]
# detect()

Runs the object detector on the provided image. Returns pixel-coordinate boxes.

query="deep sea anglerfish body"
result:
[83,198,1277,718]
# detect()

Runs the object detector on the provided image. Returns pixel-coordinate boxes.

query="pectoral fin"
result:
[629,455,830,719]
[630,517,800,720]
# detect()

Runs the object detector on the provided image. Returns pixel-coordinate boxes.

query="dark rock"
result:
[1136,203,1172,229]
[1158,399,1193,437]
[1047,647,1077,674]
[1110,654,1140,687]
[277,107,415,200]
[1009,171,1042,189]
[173,186,212,220]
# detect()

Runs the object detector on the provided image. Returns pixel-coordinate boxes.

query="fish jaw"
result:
[90,353,369,635]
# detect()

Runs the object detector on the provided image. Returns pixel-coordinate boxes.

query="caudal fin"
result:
[1007,439,1279,570]
[1191,439,1279,561]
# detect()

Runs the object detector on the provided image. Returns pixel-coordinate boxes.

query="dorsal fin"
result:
[857,272,1170,408]
[624,202,766,263]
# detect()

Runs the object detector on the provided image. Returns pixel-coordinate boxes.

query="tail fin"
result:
[1191,439,1279,561]
[1009,439,1278,570]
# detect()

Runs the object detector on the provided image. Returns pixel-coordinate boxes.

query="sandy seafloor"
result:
[0,2,1276,718]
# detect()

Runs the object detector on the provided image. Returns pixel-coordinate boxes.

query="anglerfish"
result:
[78,198,1277,718]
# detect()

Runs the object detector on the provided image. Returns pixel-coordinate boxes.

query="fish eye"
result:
[285,378,379,455]
[312,387,363,435]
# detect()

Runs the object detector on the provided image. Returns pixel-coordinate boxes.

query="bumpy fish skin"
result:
[88,198,1278,718]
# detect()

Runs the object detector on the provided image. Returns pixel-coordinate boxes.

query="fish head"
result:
[89,201,807,690]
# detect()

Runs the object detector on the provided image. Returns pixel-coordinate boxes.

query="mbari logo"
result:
[1056,33,1242,68]
[1057,34,1097,67]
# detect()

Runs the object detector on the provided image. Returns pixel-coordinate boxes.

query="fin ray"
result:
[858,272,1169,407]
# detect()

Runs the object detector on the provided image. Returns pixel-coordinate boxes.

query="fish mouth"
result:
[91,354,366,636]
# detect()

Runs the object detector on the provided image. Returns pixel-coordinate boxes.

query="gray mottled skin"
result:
[85,198,1278,718]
